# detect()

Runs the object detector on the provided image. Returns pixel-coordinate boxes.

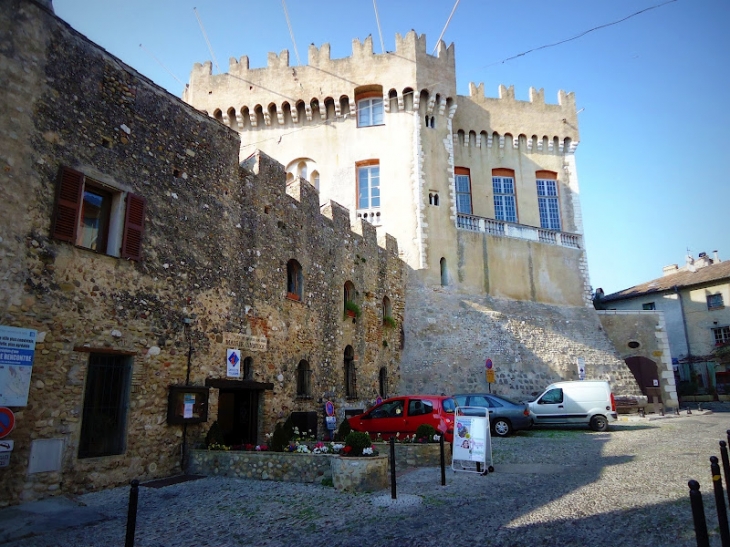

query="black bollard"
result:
[710,456,730,547]
[125,479,139,547]
[390,436,397,500]
[721,441,730,509]
[440,434,446,486]
[689,480,710,547]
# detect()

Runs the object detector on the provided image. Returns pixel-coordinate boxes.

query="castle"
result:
[183,33,648,399]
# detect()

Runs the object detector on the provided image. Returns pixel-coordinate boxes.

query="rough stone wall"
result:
[401,284,642,401]
[0,1,404,506]
[597,310,678,408]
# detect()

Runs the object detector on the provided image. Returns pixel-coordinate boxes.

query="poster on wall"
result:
[226,348,241,378]
[0,326,37,407]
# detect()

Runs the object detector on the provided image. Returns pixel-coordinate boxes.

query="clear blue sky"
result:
[52,0,729,295]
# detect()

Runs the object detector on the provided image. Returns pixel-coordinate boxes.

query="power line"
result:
[281,0,302,66]
[139,44,185,87]
[193,7,220,73]
[373,0,386,54]
[485,0,678,67]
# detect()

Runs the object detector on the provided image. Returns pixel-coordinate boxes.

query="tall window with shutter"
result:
[51,166,146,260]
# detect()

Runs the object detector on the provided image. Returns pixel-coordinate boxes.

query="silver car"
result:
[453,393,533,437]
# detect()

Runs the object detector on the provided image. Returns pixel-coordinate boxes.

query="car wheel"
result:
[589,415,609,432]
[492,418,512,437]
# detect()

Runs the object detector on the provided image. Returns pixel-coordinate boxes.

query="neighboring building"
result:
[0,0,403,506]
[184,30,641,400]
[596,252,730,394]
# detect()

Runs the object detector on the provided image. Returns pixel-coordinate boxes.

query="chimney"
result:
[662,264,679,276]
[714,250,721,263]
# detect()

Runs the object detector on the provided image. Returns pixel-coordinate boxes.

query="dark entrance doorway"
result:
[217,389,258,446]
[625,356,661,400]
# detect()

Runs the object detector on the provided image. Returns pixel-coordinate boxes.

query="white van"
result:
[527,381,617,431]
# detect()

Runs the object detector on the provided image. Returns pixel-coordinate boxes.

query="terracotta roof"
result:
[601,260,730,302]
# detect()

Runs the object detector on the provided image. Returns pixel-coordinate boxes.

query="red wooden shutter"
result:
[121,193,146,261]
[51,167,83,243]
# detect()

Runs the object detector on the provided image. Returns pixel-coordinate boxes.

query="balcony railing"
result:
[456,213,582,249]
[357,208,383,227]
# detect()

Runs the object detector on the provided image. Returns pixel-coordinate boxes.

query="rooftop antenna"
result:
[432,0,461,55]
[193,7,221,73]
[372,0,386,54]
[139,44,186,88]
[281,0,302,66]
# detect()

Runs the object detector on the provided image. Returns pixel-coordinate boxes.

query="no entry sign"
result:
[0,407,15,439]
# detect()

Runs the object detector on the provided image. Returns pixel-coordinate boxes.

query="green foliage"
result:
[383,315,397,329]
[271,415,295,452]
[321,477,334,487]
[344,300,361,317]
[335,418,352,441]
[415,424,438,442]
[344,431,372,456]
[205,421,225,448]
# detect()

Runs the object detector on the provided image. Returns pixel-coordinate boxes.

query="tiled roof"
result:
[601,260,730,302]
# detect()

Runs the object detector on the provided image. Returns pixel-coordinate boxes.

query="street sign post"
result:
[485,358,495,391]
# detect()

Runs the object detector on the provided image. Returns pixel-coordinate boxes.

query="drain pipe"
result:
[675,286,692,380]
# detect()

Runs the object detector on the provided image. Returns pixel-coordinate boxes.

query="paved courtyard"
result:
[2,411,730,546]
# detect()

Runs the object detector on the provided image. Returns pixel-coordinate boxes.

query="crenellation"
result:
[529,87,544,104]
[267,50,290,68]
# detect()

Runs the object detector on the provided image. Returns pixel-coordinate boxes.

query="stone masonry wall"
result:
[0,1,404,506]
[401,283,642,401]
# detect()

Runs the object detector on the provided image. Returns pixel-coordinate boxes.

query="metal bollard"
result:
[689,480,710,547]
[721,441,730,509]
[125,479,139,547]
[439,434,446,486]
[389,436,397,500]
[710,456,730,547]
[675,406,680,416]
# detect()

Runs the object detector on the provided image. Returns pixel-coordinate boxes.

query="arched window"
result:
[344,346,356,399]
[298,161,307,181]
[243,357,253,380]
[287,259,303,300]
[440,257,448,286]
[296,360,311,398]
[311,171,320,192]
[379,367,388,398]
[382,296,392,326]
[344,281,358,318]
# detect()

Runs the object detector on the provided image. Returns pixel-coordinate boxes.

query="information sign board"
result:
[0,326,36,407]
[452,406,493,475]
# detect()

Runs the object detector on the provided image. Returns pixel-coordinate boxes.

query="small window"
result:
[296,360,312,398]
[78,353,132,458]
[642,302,656,311]
[287,259,303,300]
[382,295,392,326]
[357,161,380,210]
[708,294,725,310]
[344,281,357,316]
[378,367,388,398]
[454,167,472,214]
[713,326,730,345]
[492,168,517,223]
[51,166,146,260]
[429,192,440,206]
[536,171,560,231]
[243,357,253,380]
[344,345,356,399]
[357,96,384,127]
[628,341,641,349]
[440,257,448,286]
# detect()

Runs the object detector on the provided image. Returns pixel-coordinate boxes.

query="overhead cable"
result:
[193,7,221,73]
[139,43,186,87]
[433,0,461,55]
[485,0,678,67]
[373,0,386,54]
[281,0,302,66]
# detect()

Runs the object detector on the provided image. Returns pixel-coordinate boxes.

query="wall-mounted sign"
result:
[167,386,209,425]
[223,333,267,352]
[0,407,15,439]
[485,358,495,383]
[577,357,586,381]
[0,439,14,468]
[226,349,241,378]
[325,400,335,417]
[0,326,37,407]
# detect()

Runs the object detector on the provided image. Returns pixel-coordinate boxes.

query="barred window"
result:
[296,360,312,398]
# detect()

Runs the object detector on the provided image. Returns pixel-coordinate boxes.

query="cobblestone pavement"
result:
[2,411,730,547]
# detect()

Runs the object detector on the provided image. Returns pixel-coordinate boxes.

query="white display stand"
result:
[451,405,493,475]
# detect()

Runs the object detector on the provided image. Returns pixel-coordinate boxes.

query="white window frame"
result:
[493,176,517,223]
[357,97,384,127]
[713,326,730,345]
[455,171,472,215]
[357,163,380,209]
[537,178,561,231]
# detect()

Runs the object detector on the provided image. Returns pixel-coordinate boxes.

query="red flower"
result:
[343,446,352,454]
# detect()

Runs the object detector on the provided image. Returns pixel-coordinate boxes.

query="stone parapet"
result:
[188,450,334,483]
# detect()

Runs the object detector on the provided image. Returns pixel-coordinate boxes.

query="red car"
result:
[348,395,455,443]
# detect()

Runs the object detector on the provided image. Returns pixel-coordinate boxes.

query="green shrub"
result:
[344,300,361,317]
[335,418,352,441]
[383,315,397,329]
[344,431,372,456]
[270,415,295,452]
[415,424,438,442]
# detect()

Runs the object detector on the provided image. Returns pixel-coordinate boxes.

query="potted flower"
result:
[341,431,377,457]
[344,300,361,319]
[331,431,387,492]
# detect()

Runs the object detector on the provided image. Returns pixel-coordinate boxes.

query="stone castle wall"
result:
[0,0,404,506]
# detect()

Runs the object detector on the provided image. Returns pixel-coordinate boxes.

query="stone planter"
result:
[373,442,450,469]
[331,455,388,493]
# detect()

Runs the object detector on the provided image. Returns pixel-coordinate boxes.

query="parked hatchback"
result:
[453,393,533,437]
[348,395,456,443]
